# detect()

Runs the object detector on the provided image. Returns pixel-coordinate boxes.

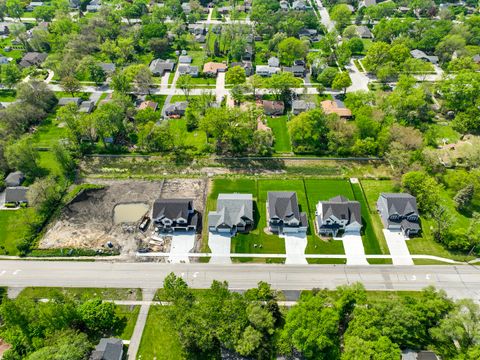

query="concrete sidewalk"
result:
[126,288,155,359]
[383,230,414,265]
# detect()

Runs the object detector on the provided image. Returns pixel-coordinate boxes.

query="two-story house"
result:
[376,193,420,236]
[208,194,254,235]
[267,192,307,234]
[315,196,362,237]
[152,199,198,233]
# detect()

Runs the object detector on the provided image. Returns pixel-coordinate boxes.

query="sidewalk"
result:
[126,288,155,359]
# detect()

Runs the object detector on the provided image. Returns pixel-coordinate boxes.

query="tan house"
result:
[203,62,227,76]
[321,100,352,118]
[138,101,158,111]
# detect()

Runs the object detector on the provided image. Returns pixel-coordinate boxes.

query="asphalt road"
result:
[0,261,479,300]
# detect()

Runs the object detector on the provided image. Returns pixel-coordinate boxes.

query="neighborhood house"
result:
[377,193,421,237]
[267,192,308,234]
[315,196,362,237]
[208,194,254,235]
[152,198,199,233]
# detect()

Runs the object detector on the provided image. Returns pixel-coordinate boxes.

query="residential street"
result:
[0,261,479,300]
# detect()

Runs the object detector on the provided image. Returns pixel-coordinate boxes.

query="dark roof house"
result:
[152,199,198,232]
[165,101,188,117]
[5,171,25,187]
[267,192,308,234]
[402,350,440,360]
[262,100,284,116]
[19,52,47,68]
[377,193,420,236]
[315,196,362,237]
[5,187,28,205]
[90,338,123,360]
[149,59,175,76]
[283,65,306,77]
[208,194,254,234]
[292,100,315,115]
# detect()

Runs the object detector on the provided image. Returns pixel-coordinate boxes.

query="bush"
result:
[317,67,338,88]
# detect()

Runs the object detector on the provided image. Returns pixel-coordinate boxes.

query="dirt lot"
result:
[40,179,207,257]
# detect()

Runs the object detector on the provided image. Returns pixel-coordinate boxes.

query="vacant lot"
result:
[267,116,292,153]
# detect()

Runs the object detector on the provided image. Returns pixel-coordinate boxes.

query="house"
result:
[377,193,420,237]
[280,0,289,10]
[195,34,206,43]
[410,49,439,64]
[5,171,25,187]
[188,24,206,36]
[203,62,227,76]
[243,45,254,61]
[315,196,362,237]
[402,350,440,360]
[0,56,10,65]
[262,100,284,116]
[149,59,175,76]
[208,194,254,234]
[298,28,320,41]
[98,63,116,74]
[152,199,199,232]
[0,24,9,35]
[178,65,199,77]
[179,55,192,64]
[58,97,82,106]
[292,0,307,10]
[165,101,188,117]
[321,99,352,118]
[292,100,315,115]
[89,338,123,360]
[138,101,158,111]
[5,187,28,206]
[283,65,306,77]
[356,25,373,39]
[79,101,95,113]
[360,0,376,7]
[86,0,102,12]
[19,52,47,68]
[26,2,44,11]
[267,192,308,234]
[230,61,253,76]
[181,2,191,14]
[218,6,232,14]
[256,65,280,77]
[268,57,280,68]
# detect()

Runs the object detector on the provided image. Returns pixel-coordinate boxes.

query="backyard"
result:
[267,116,292,153]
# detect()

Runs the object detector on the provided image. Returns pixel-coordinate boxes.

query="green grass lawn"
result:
[146,94,167,110]
[18,287,143,301]
[0,89,16,102]
[55,91,90,101]
[137,305,184,359]
[31,115,69,149]
[188,76,217,86]
[0,210,27,255]
[267,116,292,153]
[113,305,140,340]
[168,118,207,152]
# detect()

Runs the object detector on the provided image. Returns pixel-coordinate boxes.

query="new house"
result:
[152,199,199,233]
[208,194,254,234]
[315,196,362,237]
[410,49,439,64]
[267,192,308,234]
[377,193,420,236]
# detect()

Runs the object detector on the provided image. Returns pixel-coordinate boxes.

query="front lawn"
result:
[146,94,167,111]
[0,89,16,102]
[18,287,143,301]
[113,305,140,340]
[137,305,184,359]
[267,116,292,153]
[0,210,27,255]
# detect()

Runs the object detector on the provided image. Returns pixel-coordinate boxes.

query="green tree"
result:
[332,71,352,94]
[52,142,77,179]
[5,136,42,178]
[32,5,55,22]
[177,74,193,100]
[331,4,352,31]
[226,66,246,85]
[26,330,92,360]
[317,67,338,88]
[16,80,57,112]
[111,71,132,94]
[60,76,81,97]
[402,171,441,214]
[288,109,329,154]
[134,65,153,94]
[277,37,309,65]
[267,72,301,103]
[3,63,22,89]
[78,298,119,336]
[453,184,474,212]
[6,0,23,20]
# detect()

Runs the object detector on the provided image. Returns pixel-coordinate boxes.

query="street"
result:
[0,261,479,300]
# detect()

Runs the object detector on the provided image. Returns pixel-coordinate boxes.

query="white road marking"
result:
[193,272,199,278]
[12,270,21,275]
[0,270,6,276]
[426,274,431,280]
[411,275,416,281]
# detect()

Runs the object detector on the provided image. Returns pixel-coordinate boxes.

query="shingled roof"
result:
[208,193,253,229]
[318,196,361,225]
[152,199,194,221]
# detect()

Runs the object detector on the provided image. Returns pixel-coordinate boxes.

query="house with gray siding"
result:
[377,193,420,236]
[152,199,198,233]
[267,192,307,233]
[315,196,362,237]
[208,194,254,234]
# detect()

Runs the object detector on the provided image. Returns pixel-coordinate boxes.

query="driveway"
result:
[215,72,226,104]
[89,91,103,105]
[282,232,308,265]
[383,230,413,265]
[208,232,232,264]
[168,232,195,263]
[346,60,370,92]
[160,71,170,90]
[339,233,368,265]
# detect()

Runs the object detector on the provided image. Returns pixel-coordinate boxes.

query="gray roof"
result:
[292,100,315,112]
[5,187,28,203]
[99,63,115,73]
[79,101,95,113]
[152,198,193,221]
[5,171,25,187]
[402,350,439,360]
[179,55,192,64]
[19,52,47,67]
[208,194,253,229]
[165,101,188,114]
[90,338,123,360]
[268,57,280,67]
[58,97,82,106]
[410,49,439,64]
[378,193,420,231]
[149,59,175,75]
[268,192,301,222]
[318,196,361,225]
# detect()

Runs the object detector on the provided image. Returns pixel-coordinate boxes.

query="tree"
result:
[78,298,119,336]
[453,184,474,212]
[134,66,153,94]
[25,330,92,360]
[177,74,193,100]
[332,71,352,94]
[402,171,441,214]
[60,76,81,97]
[3,63,21,89]
[52,142,77,179]
[16,80,57,112]
[230,84,246,105]
[88,64,106,86]
[149,37,169,58]
[342,336,401,360]
[32,5,55,22]
[267,72,301,103]
[27,176,63,216]
[331,4,352,31]
[248,74,263,98]
[6,0,23,20]
[277,37,309,65]
[5,136,42,179]
[111,71,132,94]
[317,67,338,88]
[288,109,329,154]
[226,66,246,85]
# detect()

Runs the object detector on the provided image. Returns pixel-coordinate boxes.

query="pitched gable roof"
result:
[208,193,253,229]
[268,192,301,222]
[319,196,361,225]
[152,199,193,221]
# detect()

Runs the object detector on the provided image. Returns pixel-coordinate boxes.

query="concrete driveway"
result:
[282,232,308,265]
[215,72,226,104]
[338,233,368,265]
[383,229,413,265]
[168,232,195,263]
[208,232,232,264]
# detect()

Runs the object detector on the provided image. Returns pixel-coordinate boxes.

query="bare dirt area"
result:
[40,179,207,258]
